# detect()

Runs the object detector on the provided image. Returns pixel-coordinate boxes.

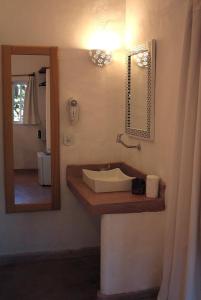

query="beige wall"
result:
[103,0,186,293]
[124,0,186,190]
[0,0,126,255]
[101,213,164,294]
[0,0,186,263]
[13,126,44,169]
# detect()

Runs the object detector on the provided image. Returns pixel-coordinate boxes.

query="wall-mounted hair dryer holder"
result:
[68,98,79,124]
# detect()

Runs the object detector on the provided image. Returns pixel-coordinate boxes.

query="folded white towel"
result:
[146,175,159,198]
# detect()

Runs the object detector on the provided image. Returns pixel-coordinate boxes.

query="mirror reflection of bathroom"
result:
[131,48,149,131]
[11,55,51,205]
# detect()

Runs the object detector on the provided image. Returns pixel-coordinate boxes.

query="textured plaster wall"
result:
[0,2,186,277]
[98,1,187,294]
[0,0,126,255]
[124,0,186,186]
[101,213,165,294]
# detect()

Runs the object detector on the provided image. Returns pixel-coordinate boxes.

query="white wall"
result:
[124,0,186,185]
[13,126,44,169]
[12,55,49,169]
[101,213,164,294]
[96,1,187,295]
[0,3,186,283]
[107,0,186,293]
[0,0,126,255]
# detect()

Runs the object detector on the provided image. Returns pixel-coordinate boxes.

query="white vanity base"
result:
[100,212,165,296]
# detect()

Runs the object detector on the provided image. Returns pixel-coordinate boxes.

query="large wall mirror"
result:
[2,46,60,213]
[126,40,156,140]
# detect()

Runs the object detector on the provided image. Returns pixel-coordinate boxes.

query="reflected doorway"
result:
[2,45,60,213]
[12,55,51,205]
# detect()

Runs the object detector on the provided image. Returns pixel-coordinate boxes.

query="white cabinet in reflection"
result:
[37,152,51,186]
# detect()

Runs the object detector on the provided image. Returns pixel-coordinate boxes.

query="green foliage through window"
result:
[12,83,27,123]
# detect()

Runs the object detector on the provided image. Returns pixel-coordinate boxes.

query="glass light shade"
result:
[134,50,149,68]
[89,49,112,67]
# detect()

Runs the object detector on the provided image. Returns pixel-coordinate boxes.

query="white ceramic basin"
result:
[82,168,134,193]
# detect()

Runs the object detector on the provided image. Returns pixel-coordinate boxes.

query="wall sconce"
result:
[89,49,112,67]
[133,50,149,68]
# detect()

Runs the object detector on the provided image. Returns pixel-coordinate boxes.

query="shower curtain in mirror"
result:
[158,1,201,299]
[23,75,39,125]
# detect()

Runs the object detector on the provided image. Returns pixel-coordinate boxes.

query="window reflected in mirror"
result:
[2,45,60,213]
[11,55,51,205]
[12,82,27,123]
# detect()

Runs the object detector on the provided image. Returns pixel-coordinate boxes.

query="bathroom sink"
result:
[82,168,134,193]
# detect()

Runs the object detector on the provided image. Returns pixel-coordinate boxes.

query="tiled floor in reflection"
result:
[14,169,51,204]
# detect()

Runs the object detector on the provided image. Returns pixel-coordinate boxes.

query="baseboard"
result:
[0,246,100,266]
[97,287,159,300]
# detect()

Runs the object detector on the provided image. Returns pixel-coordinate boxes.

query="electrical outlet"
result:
[63,134,73,146]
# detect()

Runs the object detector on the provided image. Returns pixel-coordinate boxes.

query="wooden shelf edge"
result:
[66,163,166,215]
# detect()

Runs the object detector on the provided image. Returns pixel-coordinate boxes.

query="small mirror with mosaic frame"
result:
[126,39,156,140]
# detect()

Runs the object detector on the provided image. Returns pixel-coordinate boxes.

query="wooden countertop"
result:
[66,163,165,215]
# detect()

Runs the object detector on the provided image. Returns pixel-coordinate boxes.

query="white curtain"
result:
[23,75,39,125]
[158,0,201,299]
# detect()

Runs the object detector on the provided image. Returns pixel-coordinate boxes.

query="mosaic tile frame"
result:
[126,40,156,141]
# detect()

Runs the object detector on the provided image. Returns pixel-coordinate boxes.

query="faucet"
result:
[116,133,141,151]
[99,163,111,171]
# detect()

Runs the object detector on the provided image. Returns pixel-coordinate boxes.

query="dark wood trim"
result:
[12,72,35,77]
[14,169,38,173]
[9,45,51,56]
[0,247,100,266]
[1,45,60,213]
[8,203,52,214]
[97,288,159,300]
[2,45,15,213]
[49,47,60,210]
[66,163,165,215]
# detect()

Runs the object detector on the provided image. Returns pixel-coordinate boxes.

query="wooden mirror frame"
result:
[1,45,60,213]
